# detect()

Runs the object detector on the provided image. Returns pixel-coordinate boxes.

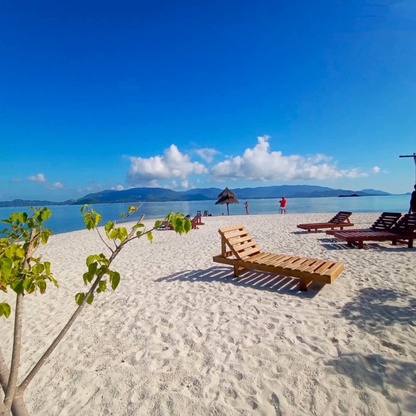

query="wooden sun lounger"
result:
[326,212,401,235]
[192,213,204,228]
[159,213,204,231]
[213,225,344,291]
[332,213,416,249]
[297,211,353,233]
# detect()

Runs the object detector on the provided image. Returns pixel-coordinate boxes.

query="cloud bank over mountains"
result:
[127,135,380,188]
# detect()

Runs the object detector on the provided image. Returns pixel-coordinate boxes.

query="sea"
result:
[0,195,411,235]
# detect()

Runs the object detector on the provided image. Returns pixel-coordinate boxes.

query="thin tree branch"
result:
[18,245,122,393]
[95,227,113,254]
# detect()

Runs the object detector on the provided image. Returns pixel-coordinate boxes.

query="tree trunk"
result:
[0,347,29,416]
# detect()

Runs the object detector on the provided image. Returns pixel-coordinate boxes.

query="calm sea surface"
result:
[0,195,410,235]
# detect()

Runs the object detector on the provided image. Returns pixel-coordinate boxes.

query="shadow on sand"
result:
[326,352,416,413]
[319,238,415,252]
[155,266,322,298]
[340,287,416,333]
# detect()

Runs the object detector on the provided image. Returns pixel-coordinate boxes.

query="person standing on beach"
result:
[409,184,416,213]
[244,201,249,215]
[279,197,287,214]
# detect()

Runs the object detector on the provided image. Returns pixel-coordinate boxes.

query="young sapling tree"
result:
[0,206,191,416]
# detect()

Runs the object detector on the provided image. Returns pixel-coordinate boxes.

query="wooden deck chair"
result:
[332,213,416,249]
[191,213,204,229]
[213,225,344,291]
[297,211,353,233]
[326,212,401,236]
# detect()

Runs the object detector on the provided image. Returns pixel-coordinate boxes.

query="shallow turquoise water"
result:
[0,195,410,235]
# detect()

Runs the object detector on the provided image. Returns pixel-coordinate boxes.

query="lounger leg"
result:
[299,278,313,291]
[409,239,414,248]
[340,227,343,231]
[233,265,240,277]
[392,240,397,245]
[358,241,363,249]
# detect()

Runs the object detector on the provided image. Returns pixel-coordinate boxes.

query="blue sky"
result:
[1,0,416,201]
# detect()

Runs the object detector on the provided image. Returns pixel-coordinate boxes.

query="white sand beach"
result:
[1,213,416,416]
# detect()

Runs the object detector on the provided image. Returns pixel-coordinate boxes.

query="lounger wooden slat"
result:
[252,253,279,265]
[266,254,290,266]
[297,211,354,233]
[226,229,250,239]
[332,213,416,249]
[214,225,344,291]
[240,247,262,258]
[283,257,307,270]
[302,259,327,274]
[220,224,245,233]
[234,241,259,251]
[247,252,271,263]
[231,235,255,245]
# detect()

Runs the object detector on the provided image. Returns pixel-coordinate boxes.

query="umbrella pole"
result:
[227,203,229,215]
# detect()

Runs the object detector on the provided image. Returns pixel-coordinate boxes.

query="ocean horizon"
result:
[0,195,411,235]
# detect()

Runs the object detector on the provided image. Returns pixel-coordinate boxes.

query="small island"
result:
[338,194,362,197]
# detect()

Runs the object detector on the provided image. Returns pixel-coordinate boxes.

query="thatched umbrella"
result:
[215,187,239,215]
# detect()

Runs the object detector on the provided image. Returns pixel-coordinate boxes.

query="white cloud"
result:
[210,135,368,181]
[28,173,46,183]
[111,185,125,191]
[372,166,380,174]
[181,180,189,189]
[127,144,207,186]
[46,181,64,190]
[195,148,219,163]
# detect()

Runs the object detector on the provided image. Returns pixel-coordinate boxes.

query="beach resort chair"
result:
[191,213,204,229]
[332,213,416,249]
[213,225,344,291]
[297,212,353,233]
[326,212,401,235]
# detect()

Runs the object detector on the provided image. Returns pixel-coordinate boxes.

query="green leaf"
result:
[120,212,126,219]
[75,292,85,305]
[16,247,25,259]
[147,231,153,243]
[154,220,162,228]
[23,278,33,292]
[97,280,107,293]
[86,254,99,266]
[41,209,52,221]
[184,219,191,233]
[38,279,47,294]
[136,230,142,238]
[44,261,51,276]
[110,271,120,290]
[105,221,114,234]
[1,257,13,279]
[41,229,52,244]
[80,204,88,214]
[87,293,94,305]
[11,280,24,294]
[0,303,11,318]
[128,206,138,214]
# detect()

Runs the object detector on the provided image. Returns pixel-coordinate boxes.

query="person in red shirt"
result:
[279,197,287,214]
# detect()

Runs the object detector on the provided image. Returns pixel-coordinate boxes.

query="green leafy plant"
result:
[0,206,191,416]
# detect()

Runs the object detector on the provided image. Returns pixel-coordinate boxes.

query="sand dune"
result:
[1,213,416,415]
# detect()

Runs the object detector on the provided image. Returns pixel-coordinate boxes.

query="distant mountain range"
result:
[0,185,393,207]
